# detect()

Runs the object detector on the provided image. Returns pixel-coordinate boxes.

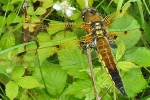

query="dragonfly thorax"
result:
[90,21,107,37]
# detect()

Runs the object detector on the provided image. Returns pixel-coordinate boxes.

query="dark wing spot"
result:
[10,22,19,26]
[139,28,144,31]
[139,28,145,34]
[130,2,135,7]
[114,36,117,39]
[17,51,26,57]
[124,31,127,34]
[120,9,122,13]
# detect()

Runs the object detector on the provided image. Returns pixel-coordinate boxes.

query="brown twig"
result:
[22,0,30,50]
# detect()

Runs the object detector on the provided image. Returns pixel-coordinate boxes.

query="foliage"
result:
[0,0,150,100]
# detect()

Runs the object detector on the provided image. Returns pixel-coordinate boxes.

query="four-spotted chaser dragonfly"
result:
[0,0,149,99]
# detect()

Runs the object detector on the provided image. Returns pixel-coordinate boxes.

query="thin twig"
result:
[100,83,114,100]
[22,0,30,50]
[86,48,100,100]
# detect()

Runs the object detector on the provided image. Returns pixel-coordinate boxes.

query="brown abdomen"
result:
[96,37,127,96]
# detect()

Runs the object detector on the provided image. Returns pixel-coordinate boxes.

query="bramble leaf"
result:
[58,43,89,79]
[11,66,25,80]
[34,7,46,15]
[0,34,15,50]
[65,79,93,99]
[123,68,147,97]
[17,76,42,89]
[117,61,139,71]
[39,61,67,95]
[126,47,150,67]
[6,81,19,100]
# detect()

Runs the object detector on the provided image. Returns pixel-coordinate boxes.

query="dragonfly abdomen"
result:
[96,37,127,96]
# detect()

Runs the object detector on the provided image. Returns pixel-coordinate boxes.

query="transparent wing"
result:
[103,2,132,26]
[0,26,100,79]
[102,2,144,71]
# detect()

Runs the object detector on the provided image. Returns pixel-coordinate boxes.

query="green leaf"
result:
[10,0,22,4]
[42,0,53,9]
[85,93,95,100]
[2,4,14,11]
[37,32,51,43]
[147,98,150,100]
[11,66,25,80]
[0,73,9,84]
[76,0,93,9]
[116,43,126,61]
[31,15,41,22]
[46,22,67,36]
[95,69,114,99]
[27,6,34,15]
[6,81,19,100]
[108,14,140,32]
[6,13,21,25]
[116,0,124,11]
[137,0,144,29]
[24,88,50,100]
[0,34,15,50]
[85,92,95,100]
[117,61,139,71]
[20,90,29,100]
[126,47,150,67]
[40,61,67,95]
[34,7,46,15]
[0,41,35,56]
[39,35,77,48]
[22,51,36,66]
[115,29,141,49]
[17,76,42,89]
[96,70,112,88]
[69,10,81,21]
[123,68,147,97]
[37,47,57,65]
[65,79,93,99]
[58,43,89,79]
[59,94,81,100]
[0,0,9,4]
[0,16,5,27]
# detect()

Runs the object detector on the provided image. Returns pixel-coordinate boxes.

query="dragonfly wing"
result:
[107,37,117,48]
[115,29,141,49]
[105,9,142,58]
[104,2,132,26]
[101,3,142,61]
[46,23,95,79]
[0,38,86,72]
[108,29,142,63]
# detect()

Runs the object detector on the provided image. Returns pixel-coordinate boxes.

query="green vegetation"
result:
[0,0,150,100]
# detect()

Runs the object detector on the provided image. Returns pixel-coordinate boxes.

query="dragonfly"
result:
[0,1,145,99]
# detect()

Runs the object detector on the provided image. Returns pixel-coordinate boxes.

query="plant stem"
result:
[86,48,100,100]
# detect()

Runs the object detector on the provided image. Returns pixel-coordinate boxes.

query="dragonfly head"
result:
[81,7,103,23]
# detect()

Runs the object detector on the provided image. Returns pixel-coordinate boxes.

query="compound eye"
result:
[90,8,97,14]
[82,8,87,15]
[81,8,89,19]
